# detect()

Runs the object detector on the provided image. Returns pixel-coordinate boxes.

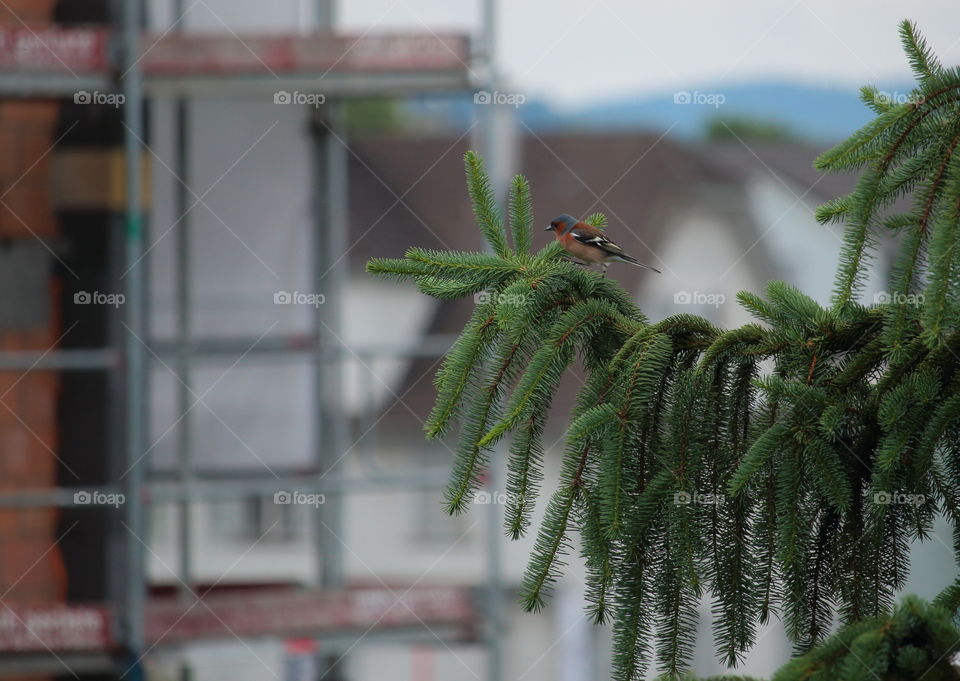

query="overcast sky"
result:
[337,1,960,105]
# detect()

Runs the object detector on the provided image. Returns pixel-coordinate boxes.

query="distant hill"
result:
[404,81,917,143]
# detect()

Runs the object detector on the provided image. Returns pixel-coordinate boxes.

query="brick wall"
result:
[0,2,68,680]
[0,103,59,238]
[0,0,57,23]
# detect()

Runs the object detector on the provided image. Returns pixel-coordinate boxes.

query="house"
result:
[144,117,951,680]
[328,131,944,680]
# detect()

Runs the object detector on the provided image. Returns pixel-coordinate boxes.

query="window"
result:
[208,496,306,544]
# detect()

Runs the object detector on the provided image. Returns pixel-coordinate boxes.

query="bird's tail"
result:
[615,254,661,274]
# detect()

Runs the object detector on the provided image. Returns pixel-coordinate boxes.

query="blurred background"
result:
[0,1,957,680]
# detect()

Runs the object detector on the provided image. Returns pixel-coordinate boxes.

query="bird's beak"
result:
[544,224,553,231]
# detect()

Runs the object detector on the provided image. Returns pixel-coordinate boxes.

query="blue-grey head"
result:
[545,213,578,234]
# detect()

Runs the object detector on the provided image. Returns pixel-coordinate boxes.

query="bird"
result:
[545,214,661,276]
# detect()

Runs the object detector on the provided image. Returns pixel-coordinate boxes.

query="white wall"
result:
[642,199,763,329]
[149,0,321,33]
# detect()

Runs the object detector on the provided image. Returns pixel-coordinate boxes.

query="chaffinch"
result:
[545,214,661,275]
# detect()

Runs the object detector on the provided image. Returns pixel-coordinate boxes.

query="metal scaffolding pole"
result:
[478,3,506,681]
[317,0,335,29]
[0,470,451,508]
[172,0,197,614]
[314,102,348,594]
[122,0,147,674]
[171,6,196,681]
[315,3,348,679]
[314,0,346,596]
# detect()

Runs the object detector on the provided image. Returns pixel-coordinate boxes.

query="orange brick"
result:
[0,537,63,602]
[0,0,56,23]
[0,102,57,127]
[0,186,56,238]
[0,429,56,487]
[11,565,61,602]
[0,510,17,534]
[18,328,56,349]
[18,508,58,538]
[0,372,18,396]
[12,375,58,433]
[0,102,58,237]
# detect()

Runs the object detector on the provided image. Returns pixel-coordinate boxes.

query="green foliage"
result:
[365,21,960,681]
[770,596,960,681]
[685,596,960,680]
[704,116,800,144]
[342,97,402,135]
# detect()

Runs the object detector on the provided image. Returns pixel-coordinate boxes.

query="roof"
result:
[346,131,716,431]
[345,132,887,438]
[347,131,723,268]
[699,140,856,203]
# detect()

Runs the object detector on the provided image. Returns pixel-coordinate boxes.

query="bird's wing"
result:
[571,228,628,256]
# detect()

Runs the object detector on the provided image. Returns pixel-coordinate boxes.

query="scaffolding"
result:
[0,1,509,679]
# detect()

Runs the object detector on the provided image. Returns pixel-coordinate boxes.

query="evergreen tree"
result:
[367,21,960,680]
[768,596,959,681]
[689,596,959,680]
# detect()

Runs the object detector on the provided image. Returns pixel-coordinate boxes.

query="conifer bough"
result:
[367,20,960,680]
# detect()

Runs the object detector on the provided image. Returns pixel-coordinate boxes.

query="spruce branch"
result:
[365,21,960,680]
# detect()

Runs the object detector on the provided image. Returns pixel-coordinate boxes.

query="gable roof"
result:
[346,131,723,268]
[347,131,718,429]
[700,140,853,203]
[346,132,879,436]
